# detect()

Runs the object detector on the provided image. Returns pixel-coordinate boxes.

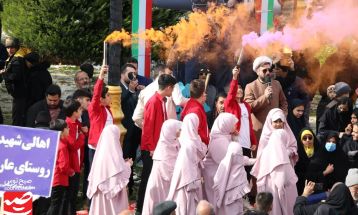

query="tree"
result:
[1,0,109,64]
[0,0,185,64]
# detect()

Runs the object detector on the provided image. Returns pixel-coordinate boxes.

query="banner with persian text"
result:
[0,125,60,197]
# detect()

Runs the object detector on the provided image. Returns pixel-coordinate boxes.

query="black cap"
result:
[24,52,40,64]
[153,201,177,215]
[80,63,94,79]
[5,37,20,49]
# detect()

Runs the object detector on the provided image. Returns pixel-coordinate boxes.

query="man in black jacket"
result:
[26,84,65,127]
[119,63,142,195]
[0,37,27,126]
[24,52,53,109]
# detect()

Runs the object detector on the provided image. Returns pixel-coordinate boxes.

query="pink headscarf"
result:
[257,108,298,163]
[208,113,238,163]
[167,113,207,199]
[213,142,251,208]
[87,125,130,199]
[152,119,182,181]
[152,119,182,161]
[251,129,296,181]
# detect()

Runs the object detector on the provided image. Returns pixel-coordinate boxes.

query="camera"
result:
[128,72,137,81]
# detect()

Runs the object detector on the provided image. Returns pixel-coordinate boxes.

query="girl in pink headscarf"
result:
[202,112,238,205]
[87,125,133,215]
[213,142,255,215]
[251,109,298,215]
[167,113,207,215]
[257,108,298,165]
[142,119,182,215]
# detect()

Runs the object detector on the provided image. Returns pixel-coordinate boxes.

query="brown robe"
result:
[244,79,288,140]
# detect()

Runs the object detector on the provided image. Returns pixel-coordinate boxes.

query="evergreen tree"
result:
[0,0,185,64]
[1,0,109,64]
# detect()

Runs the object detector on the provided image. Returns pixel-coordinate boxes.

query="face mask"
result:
[325,142,336,152]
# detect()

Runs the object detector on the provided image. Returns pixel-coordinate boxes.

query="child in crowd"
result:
[142,119,182,215]
[202,112,238,206]
[251,108,298,215]
[72,88,92,200]
[256,108,298,166]
[63,99,86,215]
[87,125,133,215]
[244,192,273,215]
[167,113,207,215]
[47,119,74,215]
[87,65,112,168]
[213,142,255,214]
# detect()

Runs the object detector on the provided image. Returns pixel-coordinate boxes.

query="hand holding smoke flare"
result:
[236,47,244,68]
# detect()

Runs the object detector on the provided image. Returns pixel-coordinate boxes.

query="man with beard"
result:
[244,56,288,141]
[26,84,65,127]
[74,70,91,90]
[119,63,141,195]
[318,96,353,139]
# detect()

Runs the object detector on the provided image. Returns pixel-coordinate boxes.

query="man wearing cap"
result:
[244,56,288,141]
[326,81,352,109]
[0,37,28,126]
[346,168,358,207]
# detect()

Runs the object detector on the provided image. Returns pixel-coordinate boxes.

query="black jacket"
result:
[294,196,320,215]
[119,81,138,131]
[26,62,52,108]
[2,55,27,98]
[318,105,352,137]
[342,139,358,168]
[26,99,65,127]
[306,140,349,190]
[295,128,320,194]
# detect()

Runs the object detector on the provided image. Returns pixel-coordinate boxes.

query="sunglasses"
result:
[261,68,272,73]
[302,135,313,141]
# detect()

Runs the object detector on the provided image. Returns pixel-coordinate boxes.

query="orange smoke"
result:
[105,4,254,66]
[105,29,132,47]
[104,1,358,93]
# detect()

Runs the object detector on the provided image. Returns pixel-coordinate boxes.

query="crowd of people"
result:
[1,36,358,215]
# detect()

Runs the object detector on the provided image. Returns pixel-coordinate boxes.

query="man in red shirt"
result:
[136,74,177,213]
[180,79,209,145]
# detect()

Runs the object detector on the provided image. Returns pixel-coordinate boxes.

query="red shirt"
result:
[52,138,74,187]
[224,79,257,146]
[141,92,167,151]
[88,79,112,148]
[181,98,209,145]
[65,117,85,173]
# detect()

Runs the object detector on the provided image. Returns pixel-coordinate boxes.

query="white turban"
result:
[253,56,272,72]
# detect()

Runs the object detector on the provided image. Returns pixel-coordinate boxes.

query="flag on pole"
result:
[260,0,274,34]
[132,0,152,77]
